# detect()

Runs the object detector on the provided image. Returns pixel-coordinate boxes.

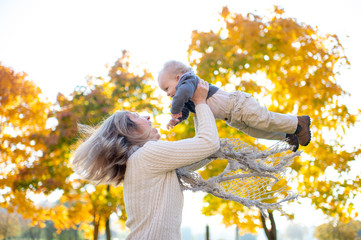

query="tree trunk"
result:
[74,225,79,240]
[93,216,100,240]
[236,225,239,240]
[105,217,111,240]
[260,210,277,240]
[206,224,210,240]
[3,214,9,240]
[105,184,111,240]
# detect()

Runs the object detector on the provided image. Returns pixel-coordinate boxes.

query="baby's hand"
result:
[171,112,182,119]
[167,118,180,130]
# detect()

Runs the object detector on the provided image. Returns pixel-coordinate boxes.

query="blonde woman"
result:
[71,79,220,240]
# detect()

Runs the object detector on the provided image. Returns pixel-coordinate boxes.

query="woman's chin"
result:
[152,128,161,140]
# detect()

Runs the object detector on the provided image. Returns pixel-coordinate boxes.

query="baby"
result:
[157,60,311,151]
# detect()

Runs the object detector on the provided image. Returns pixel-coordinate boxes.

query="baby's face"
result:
[158,72,178,97]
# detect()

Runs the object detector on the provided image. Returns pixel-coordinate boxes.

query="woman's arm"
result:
[141,80,219,173]
[142,104,219,173]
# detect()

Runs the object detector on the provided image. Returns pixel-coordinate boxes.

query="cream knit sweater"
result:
[123,104,220,240]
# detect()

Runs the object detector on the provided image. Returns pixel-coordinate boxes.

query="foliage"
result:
[1,51,162,237]
[0,210,86,240]
[0,210,20,239]
[39,50,162,237]
[40,51,161,238]
[314,219,361,240]
[0,63,51,223]
[185,6,361,233]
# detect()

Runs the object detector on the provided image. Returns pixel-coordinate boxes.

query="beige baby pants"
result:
[224,91,298,140]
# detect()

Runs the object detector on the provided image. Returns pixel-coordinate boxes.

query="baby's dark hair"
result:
[160,60,192,77]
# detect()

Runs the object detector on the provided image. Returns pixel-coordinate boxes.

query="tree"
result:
[0,210,20,239]
[185,6,361,239]
[314,219,361,240]
[38,50,162,239]
[0,63,51,224]
[1,50,162,238]
[21,224,42,240]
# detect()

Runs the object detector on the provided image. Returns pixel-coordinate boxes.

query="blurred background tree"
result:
[314,219,361,240]
[178,6,360,239]
[0,210,20,239]
[39,50,162,239]
[0,51,162,239]
[0,62,51,225]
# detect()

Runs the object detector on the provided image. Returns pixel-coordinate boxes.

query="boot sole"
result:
[299,116,311,146]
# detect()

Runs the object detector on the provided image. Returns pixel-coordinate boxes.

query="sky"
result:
[1,0,361,238]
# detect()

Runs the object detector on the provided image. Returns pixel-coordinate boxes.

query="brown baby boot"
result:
[296,115,311,146]
[286,134,299,152]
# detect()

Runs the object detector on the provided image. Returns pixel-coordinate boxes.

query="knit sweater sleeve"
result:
[140,103,219,173]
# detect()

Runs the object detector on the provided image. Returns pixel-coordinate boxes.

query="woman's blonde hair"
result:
[71,111,150,185]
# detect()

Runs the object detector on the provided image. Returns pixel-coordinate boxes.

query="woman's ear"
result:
[176,74,181,81]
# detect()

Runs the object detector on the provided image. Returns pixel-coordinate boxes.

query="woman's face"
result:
[128,113,160,141]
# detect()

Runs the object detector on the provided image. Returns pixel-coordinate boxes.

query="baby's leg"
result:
[240,126,286,140]
[230,92,298,134]
[227,121,299,150]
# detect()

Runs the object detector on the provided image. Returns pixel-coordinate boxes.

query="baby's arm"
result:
[170,77,197,115]
[167,118,180,130]
[167,107,190,129]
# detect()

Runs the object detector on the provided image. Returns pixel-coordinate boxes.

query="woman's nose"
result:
[143,116,150,120]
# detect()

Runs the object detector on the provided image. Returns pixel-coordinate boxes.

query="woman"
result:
[71,79,220,239]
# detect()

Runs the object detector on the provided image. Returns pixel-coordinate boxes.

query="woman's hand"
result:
[192,79,209,105]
